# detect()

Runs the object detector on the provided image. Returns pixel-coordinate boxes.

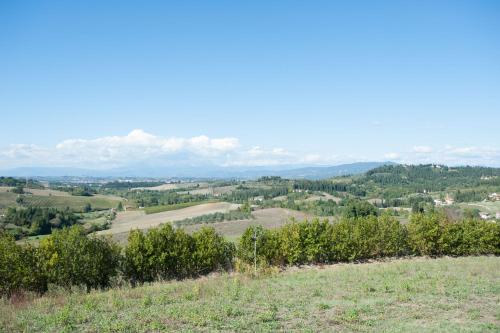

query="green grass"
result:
[144,200,217,214]
[0,192,121,212]
[458,201,500,214]
[1,256,498,332]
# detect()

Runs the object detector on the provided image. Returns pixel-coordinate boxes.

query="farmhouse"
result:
[434,199,443,206]
[479,212,491,220]
[488,193,500,201]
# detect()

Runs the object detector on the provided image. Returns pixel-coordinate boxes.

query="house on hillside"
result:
[488,193,500,201]
[479,212,490,220]
[434,199,443,206]
[496,212,500,219]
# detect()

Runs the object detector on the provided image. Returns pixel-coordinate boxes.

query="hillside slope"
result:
[1,256,498,332]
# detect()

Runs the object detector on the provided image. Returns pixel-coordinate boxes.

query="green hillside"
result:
[1,256,498,332]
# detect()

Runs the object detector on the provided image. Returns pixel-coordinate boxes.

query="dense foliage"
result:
[286,165,500,205]
[1,211,498,299]
[123,224,234,285]
[238,213,499,267]
[1,207,79,238]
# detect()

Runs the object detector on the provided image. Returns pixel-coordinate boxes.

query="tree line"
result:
[1,212,499,298]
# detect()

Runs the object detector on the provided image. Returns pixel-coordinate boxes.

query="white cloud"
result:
[384,152,400,160]
[1,130,242,168]
[1,130,499,169]
[389,145,500,166]
[412,146,433,153]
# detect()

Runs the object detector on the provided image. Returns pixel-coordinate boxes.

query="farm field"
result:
[1,256,498,332]
[183,207,312,240]
[0,190,122,212]
[179,185,237,196]
[133,182,209,191]
[458,201,500,214]
[98,202,240,236]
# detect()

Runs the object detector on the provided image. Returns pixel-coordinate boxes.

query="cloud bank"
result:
[1,130,499,169]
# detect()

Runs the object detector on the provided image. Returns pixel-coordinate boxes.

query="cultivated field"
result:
[0,188,122,212]
[98,202,240,236]
[179,185,237,196]
[304,192,342,203]
[459,201,500,214]
[183,208,312,240]
[133,182,209,191]
[1,256,498,332]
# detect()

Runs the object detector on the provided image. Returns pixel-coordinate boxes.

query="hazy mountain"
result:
[0,162,394,180]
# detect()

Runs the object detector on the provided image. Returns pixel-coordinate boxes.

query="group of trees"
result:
[223,186,289,202]
[0,207,79,238]
[124,190,209,208]
[238,212,499,267]
[0,226,120,297]
[172,209,253,227]
[0,224,234,297]
[1,212,499,299]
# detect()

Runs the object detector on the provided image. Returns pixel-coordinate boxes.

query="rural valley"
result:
[1,1,499,332]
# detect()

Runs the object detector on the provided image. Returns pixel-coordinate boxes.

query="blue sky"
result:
[1,1,499,169]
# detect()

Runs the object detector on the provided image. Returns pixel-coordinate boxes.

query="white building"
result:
[479,212,490,220]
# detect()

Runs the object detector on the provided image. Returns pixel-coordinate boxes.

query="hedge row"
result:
[1,212,499,298]
[238,213,499,267]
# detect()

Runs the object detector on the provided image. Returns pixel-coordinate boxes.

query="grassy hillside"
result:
[0,191,121,212]
[1,256,498,332]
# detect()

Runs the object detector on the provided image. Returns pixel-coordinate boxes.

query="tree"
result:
[83,203,92,213]
[39,226,120,291]
[343,199,378,218]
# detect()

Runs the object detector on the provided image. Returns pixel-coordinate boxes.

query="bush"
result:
[441,219,500,256]
[237,225,278,266]
[238,214,409,266]
[123,224,234,285]
[407,212,443,256]
[39,226,120,291]
[192,227,235,274]
[0,233,25,297]
[0,233,47,298]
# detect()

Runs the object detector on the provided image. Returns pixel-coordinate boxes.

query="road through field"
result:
[98,202,239,235]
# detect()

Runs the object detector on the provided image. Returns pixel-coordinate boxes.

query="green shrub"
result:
[123,224,234,284]
[0,233,47,298]
[0,233,25,297]
[39,226,120,291]
[123,229,151,285]
[407,212,443,256]
[441,219,500,256]
[192,227,235,274]
[237,225,278,266]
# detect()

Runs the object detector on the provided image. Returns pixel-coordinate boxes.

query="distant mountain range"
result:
[0,162,394,180]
